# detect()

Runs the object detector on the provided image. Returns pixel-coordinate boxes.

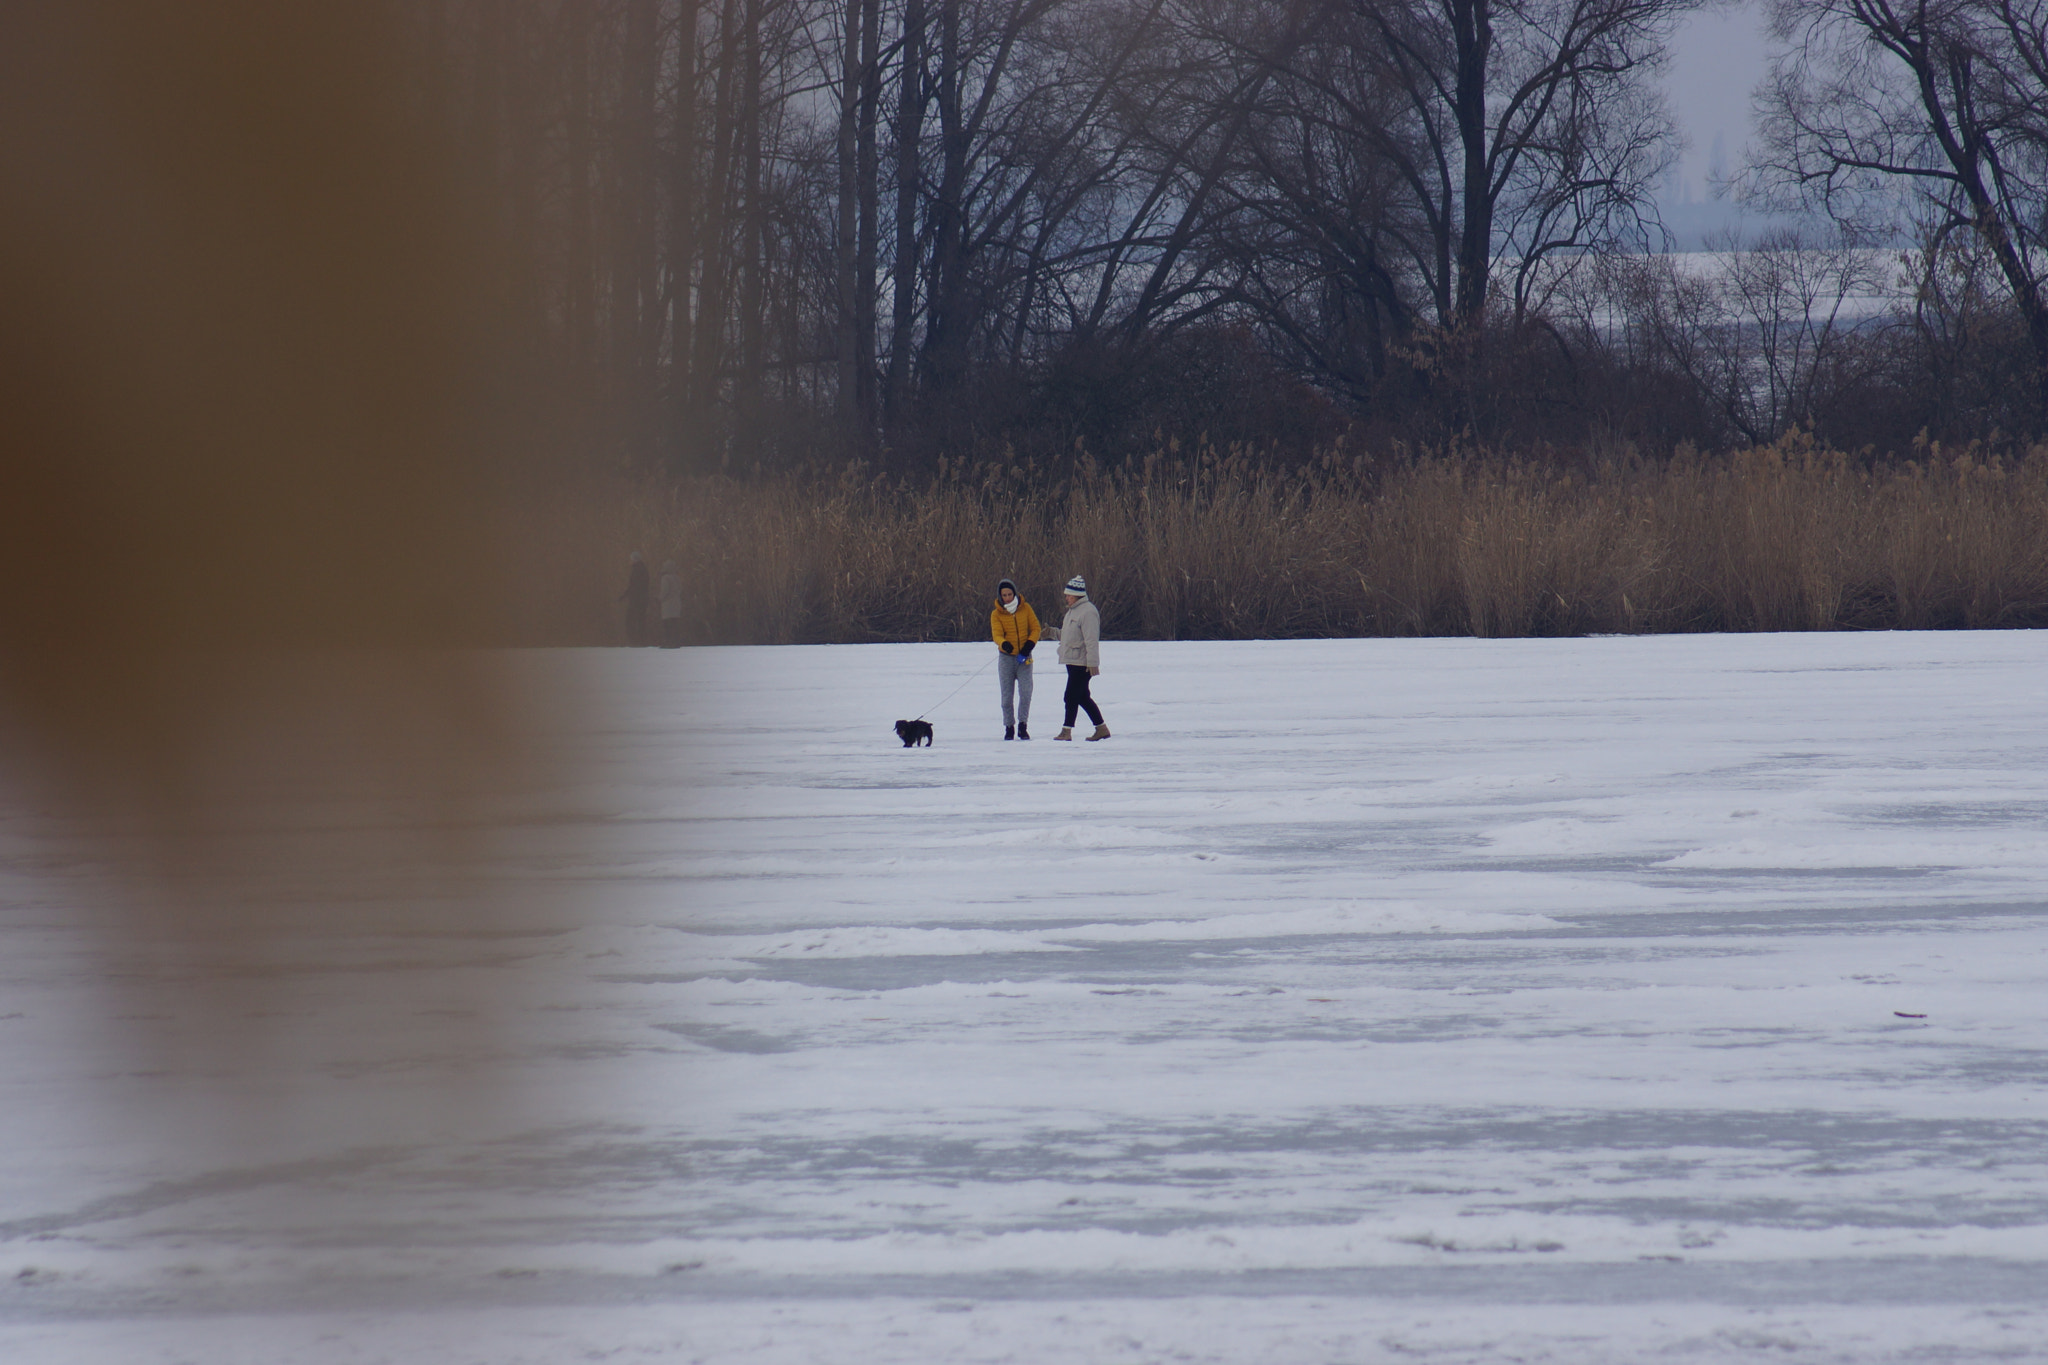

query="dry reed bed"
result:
[516,439,2048,645]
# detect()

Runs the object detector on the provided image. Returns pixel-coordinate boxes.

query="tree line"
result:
[405,0,2048,472]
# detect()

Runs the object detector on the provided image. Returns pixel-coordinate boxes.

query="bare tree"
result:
[836,0,882,440]
[1575,226,1887,444]
[1755,0,2048,416]
[400,0,2008,466]
[1084,0,1687,421]
[872,0,1182,434]
[1348,0,1685,331]
[1254,0,1679,322]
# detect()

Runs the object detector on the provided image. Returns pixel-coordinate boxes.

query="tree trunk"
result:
[620,0,661,463]
[1451,0,1494,332]
[690,0,744,465]
[885,0,927,435]
[855,0,881,443]
[922,0,968,395]
[669,0,701,470]
[734,0,767,462]
[836,0,861,430]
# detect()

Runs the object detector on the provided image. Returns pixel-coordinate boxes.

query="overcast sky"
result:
[1660,0,1773,202]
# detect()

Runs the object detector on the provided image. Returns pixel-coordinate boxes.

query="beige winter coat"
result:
[1056,597,1100,670]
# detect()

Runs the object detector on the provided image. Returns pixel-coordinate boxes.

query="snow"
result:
[4,632,2048,1362]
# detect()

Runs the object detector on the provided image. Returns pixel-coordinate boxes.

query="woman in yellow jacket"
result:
[990,578,1041,740]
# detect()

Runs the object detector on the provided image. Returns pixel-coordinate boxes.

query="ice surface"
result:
[4,632,2048,1362]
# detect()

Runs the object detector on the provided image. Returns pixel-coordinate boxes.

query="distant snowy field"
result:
[4,633,2048,1363]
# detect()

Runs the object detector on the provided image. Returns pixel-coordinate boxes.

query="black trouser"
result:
[1063,664,1103,728]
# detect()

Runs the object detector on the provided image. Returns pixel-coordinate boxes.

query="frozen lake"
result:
[4,632,2048,1362]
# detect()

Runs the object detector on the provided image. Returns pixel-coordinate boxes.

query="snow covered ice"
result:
[4,631,2048,1363]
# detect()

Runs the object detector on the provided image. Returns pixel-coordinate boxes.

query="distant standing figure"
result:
[621,550,650,646]
[1053,575,1107,741]
[658,559,683,648]
[990,578,1040,740]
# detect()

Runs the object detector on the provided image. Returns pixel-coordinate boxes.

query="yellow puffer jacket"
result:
[990,592,1041,657]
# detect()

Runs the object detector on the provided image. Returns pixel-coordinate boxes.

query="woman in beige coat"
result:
[1053,575,1108,741]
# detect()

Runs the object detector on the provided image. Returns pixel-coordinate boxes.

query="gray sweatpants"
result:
[997,652,1034,728]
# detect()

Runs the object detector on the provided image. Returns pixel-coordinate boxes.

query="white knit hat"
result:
[1064,575,1087,595]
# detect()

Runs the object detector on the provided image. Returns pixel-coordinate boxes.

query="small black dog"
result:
[894,719,934,747]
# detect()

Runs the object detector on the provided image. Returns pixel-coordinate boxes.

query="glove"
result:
[1000,641,1015,654]
[1088,666,1100,677]
[1019,643,1034,659]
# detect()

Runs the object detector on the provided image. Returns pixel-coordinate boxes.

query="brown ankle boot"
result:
[1086,724,1111,741]
[1053,727,1074,741]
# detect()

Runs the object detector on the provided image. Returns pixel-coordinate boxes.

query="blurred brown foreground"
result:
[0,5,587,1141]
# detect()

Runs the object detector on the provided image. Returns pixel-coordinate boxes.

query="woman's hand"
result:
[1000,641,1015,654]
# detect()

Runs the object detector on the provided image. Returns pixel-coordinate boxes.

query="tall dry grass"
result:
[513,438,2048,645]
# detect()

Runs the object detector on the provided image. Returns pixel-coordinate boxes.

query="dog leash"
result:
[914,651,1004,722]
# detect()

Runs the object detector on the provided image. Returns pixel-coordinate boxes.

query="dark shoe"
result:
[1017,723,1030,740]
[1004,725,1015,741]
[1086,725,1111,741]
